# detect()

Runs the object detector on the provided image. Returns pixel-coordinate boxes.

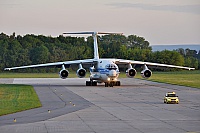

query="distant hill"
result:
[151,44,200,52]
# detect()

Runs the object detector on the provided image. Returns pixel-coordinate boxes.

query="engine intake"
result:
[141,69,152,78]
[126,68,137,78]
[77,68,86,78]
[59,69,69,79]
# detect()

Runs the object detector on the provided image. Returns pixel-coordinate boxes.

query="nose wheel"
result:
[105,81,120,87]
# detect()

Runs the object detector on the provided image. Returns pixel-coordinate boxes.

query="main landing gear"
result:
[105,81,121,87]
[86,81,97,86]
[86,81,121,87]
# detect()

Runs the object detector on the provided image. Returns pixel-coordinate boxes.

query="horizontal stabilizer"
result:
[63,32,95,35]
[97,32,123,35]
[63,32,123,35]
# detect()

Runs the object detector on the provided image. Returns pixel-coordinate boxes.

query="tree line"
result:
[0,32,199,72]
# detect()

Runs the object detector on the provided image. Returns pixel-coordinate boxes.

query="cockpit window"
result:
[105,64,118,70]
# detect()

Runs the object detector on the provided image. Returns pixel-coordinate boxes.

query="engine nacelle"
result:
[59,69,69,79]
[76,68,86,78]
[126,68,137,78]
[141,69,152,78]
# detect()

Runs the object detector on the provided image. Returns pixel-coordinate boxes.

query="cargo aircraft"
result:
[4,32,195,87]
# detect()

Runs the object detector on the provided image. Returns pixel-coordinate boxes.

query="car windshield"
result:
[167,94,177,97]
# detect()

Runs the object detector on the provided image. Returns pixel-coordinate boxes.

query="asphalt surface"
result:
[0,78,199,133]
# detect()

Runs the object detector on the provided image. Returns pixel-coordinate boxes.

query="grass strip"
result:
[146,72,200,89]
[0,84,42,116]
[119,70,200,88]
[0,72,78,78]
[0,73,59,78]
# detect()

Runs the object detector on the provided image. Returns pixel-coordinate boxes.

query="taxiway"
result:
[0,78,199,133]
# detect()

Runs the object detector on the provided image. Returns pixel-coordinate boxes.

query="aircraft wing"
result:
[115,59,195,70]
[4,59,96,70]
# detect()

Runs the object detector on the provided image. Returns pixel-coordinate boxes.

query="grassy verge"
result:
[118,70,200,88]
[145,70,200,88]
[0,73,59,78]
[0,72,79,78]
[0,84,42,116]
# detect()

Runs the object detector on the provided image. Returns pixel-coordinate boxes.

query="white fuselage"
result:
[89,59,120,83]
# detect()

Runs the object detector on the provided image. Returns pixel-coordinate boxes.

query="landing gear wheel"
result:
[109,82,113,87]
[86,81,91,86]
[92,81,97,86]
[86,81,97,86]
[105,83,108,87]
[116,81,121,86]
[105,81,121,87]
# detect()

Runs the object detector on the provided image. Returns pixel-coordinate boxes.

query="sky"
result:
[0,0,200,45]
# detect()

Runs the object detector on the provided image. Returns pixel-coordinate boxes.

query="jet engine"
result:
[59,64,69,79]
[141,64,152,78]
[77,68,86,78]
[126,68,137,78]
[76,64,86,78]
[59,69,69,79]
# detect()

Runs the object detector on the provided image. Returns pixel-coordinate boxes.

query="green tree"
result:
[127,35,151,50]
[184,57,198,69]
[151,50,184,66]
[30,45,50,64]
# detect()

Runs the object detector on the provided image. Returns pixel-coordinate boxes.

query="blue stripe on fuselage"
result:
[90,68,119,74]
[98,68,109,74]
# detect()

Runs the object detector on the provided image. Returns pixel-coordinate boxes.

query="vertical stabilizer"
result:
[63,32,122,60]
[92,32,99,60]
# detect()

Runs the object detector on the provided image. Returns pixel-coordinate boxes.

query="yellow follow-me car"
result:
[164,92,179,104]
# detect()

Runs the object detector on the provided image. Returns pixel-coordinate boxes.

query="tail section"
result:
[63,32,123,59]
[92,32,99,60]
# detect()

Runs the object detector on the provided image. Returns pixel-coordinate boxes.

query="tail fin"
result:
[92,32,99,60]
[63,32,123,60]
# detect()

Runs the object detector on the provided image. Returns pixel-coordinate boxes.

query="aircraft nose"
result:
[108,70,117,77]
